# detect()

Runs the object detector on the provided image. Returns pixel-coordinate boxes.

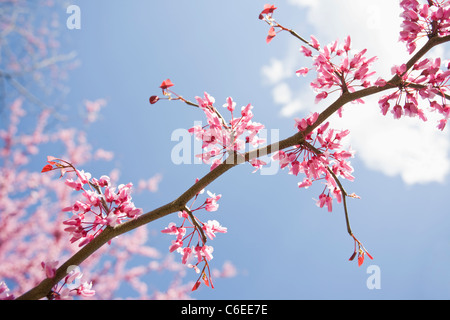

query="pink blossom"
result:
[315,91,328,104]
[391,64,407,76]
[223,96,236,112]
[298,178,312,189]
[204,191,221,212]
[169,239,184,253]
[0,282,14,300]
[76,282,95,297]
[343,35,351,52]
[316,193,333,212]
[266,26,277,43]
[201,245,214,261]
[258,4,277,19]
[65,178,83,191]
[182,247,192,264]
[160,78,174,90]
[300,46,313,57]
[310,35,320,50]
[296,67,309,77]
[374,77,387,87]
[392,104,403,119]
[41,260,59,279]
[438,119,448,130]
[202,220,227,240]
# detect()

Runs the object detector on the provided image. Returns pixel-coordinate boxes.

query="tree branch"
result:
[16,34,450,300]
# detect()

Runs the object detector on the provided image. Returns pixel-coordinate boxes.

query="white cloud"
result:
[280,98,304,117]
[329,97,450,185]
[261,58,291,85]
[261,0,450,184]
[272,82,292,104]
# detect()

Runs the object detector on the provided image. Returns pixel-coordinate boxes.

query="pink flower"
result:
[343,35,351,52]
[310,35,320,50]
[41,260,59,278]
[202,220,227,240]
[392,104,403,119]
[159,78,174,90]
[65,178,83,191]
[76,281,95,297]
[204,191,221,212]
[438,119,447,130]
[201,245,214,261]
[82,190,101,207]
[250,158,267,172]
[374,77,387,87]
[258,4,277,19]
[391,64,407,76]
[161,222,181,235]
[300,46,312,57]
[315,91,328,104]
[266,26,276,43]
[0,282,14,300]
[182,247,192,264]
[223,96,236,112]
[298,178,312,189]
[296,67,309,77]
[98,175,110,187]
[316,193,333,212]
[169,239,183,253]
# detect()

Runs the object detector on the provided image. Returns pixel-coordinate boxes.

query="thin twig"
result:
[184,206,207,244]
[302,141,353,236]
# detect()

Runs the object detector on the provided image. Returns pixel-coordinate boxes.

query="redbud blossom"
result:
[188,93,266,172]
[159,78,174,90]
[161,187,226,291]
[258,4,277,19]
[266,26,276,43]
[273,112,354,214]
[41,158,142,247]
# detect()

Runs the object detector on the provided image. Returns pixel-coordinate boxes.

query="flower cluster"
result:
[378,57,450,130]
[259,4,378,106]
[298,35,378,106]
[161,183,227,291]
[42,156,142,247]
[273,113,355,212]
[150,79,266,172]
[189,93,266,171]
[41,261,95,300]
[400,0,450,54]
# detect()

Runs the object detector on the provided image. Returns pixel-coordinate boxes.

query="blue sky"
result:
[35,0,450,299]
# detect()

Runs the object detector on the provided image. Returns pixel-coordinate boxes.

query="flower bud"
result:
[149,95,159,104]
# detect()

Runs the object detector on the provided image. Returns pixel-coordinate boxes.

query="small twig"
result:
[184,206,207,244]
[302,141,353,236]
